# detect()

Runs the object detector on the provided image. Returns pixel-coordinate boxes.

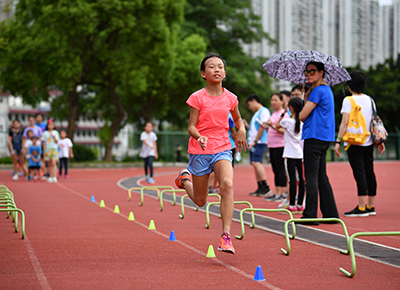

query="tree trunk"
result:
[103,77,126,161]
[67,88,79,143]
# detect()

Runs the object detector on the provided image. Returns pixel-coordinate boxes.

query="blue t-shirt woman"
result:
[299,62,339,224]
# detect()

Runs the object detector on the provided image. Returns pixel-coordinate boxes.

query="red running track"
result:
[1,162,399,290]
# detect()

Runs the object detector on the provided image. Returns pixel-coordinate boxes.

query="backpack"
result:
[369,97,388,144]
[342,97,370,150]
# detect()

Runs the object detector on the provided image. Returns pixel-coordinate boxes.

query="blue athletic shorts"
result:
[187,150,232,176]
[249,143,267,163]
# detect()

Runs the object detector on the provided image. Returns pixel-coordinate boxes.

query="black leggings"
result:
[286,158,305,206]
[59,157,69,175]
[269,147,287,187]
[347,145,376,196]
[143,156,154,177]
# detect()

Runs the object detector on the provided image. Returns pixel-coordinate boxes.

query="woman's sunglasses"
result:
[304,69,318,76]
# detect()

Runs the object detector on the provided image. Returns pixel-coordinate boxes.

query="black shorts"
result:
[29,166,41,170]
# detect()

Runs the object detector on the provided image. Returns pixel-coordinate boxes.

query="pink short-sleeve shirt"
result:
[267,109,287,148]
[186,88,238,154]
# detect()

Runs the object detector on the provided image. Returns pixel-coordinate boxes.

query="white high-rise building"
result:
[394,0,400,58]
[246,0,399,89]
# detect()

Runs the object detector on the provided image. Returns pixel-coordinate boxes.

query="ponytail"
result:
[288,97,304,134]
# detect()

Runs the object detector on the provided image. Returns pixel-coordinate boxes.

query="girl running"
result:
[276,97,305,213]
[175,53,248,254]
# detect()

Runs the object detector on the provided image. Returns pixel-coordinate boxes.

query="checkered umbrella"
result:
[262,50,351,86]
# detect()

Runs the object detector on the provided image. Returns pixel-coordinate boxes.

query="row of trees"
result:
[0,0,273,160]
[0,1,398,161]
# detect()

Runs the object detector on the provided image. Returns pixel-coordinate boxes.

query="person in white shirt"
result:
[139,122,158,184]
[335,70,385,217]
[58,130,74,179]
[277,97,305,214]
[245,94,272,197]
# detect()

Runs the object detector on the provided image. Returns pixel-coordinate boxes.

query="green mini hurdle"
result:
[179,193,221,219]
[339,231,400,278]
[0,208,25,239]
[235,208,295,240]
[281,218,350,256]
[128,186,175,206]
[159,189,186,211]
[205,201,254,229]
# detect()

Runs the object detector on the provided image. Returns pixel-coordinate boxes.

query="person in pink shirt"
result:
[265,93,288,202]
[175,53,248,254]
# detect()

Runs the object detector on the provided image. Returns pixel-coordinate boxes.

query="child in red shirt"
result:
[175,54,248,254]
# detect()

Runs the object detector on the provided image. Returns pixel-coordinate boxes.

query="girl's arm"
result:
[69,147,74,159]
[334,113,349,157]
[153,140,158,159]
[231,106,248,152]
[8,135,14,155]
[143,139,153,148]
[267,117,285,134]
[188,107,207,151]
[275,113,286,130]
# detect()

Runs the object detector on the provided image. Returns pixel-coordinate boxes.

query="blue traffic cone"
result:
[253,266,265,281]
[90,195,95,202]
[169,230,177,241]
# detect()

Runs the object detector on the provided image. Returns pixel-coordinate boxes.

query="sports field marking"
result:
[57,182,281,289]
[23,235,52,290]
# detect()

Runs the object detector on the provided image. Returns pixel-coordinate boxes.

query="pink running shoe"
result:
[218,231,235,254]
[287,205,298,214]
[65,175,69,179]
[296,205,304,213]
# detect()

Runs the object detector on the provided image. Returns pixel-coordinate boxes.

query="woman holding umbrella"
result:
[299,61,339,225]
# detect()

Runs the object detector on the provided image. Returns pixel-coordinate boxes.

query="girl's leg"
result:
[148,156,154,178]
[143,157,149,176]
[59,158,64,176]
[50,159,57,178]
[12,154,18,174]
[64,158,69,176]
[182,174,210,207]
[18,154,28,176]
[287,158,297,206]
[213,160,234,234]
[295,159,305,205]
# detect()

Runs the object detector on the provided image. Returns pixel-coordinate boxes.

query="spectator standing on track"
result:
[23,116,43,142]
[335,70,385,217]
[299,62,339,225]
[276,97,305,213]
[58,130,74,179]
[245,94,272,197]
[264,93,288,202]
[139,122,158,184]
[175,53,248,254]
[24,129,41,180]
[27,136,42,181]
[35,113,47,132]
[41,119,60,183]
[9,120,27,180]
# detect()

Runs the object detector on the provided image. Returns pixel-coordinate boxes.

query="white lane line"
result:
[24,235,52,290]
[58,182,281,289]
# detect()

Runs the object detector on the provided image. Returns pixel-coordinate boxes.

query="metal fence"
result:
[130,131,400,163]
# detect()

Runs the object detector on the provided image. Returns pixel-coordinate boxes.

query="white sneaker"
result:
[53,177,58,183]
[12,174,19,181]
[278,198,289,209]
[47,177,54,183]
